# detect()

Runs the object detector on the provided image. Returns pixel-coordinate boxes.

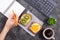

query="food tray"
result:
[18,11,44,36]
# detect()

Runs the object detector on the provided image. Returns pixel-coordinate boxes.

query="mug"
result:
[43,28,55,39]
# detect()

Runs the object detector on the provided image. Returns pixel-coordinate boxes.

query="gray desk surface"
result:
[0,0,60,40]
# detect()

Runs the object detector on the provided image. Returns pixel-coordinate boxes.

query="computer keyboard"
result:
[24,0,57,16]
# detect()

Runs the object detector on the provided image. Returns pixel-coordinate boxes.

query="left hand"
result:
[5,14,15,30]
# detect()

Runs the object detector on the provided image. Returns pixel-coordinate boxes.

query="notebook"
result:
[0,0,25,18]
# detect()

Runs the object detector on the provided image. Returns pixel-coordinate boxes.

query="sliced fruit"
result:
[29,23,42,34]
[20,19,26,25]
[24,15,29,20]
[19,13,32,26]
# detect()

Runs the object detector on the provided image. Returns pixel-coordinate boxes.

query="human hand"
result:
[0,14,17,40]
[5,14,16,30]
[0,14,18,40]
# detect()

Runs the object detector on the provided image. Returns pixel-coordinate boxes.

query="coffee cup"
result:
[43,28,55,39]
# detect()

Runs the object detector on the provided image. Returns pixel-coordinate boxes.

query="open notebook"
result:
[0,0,25,18]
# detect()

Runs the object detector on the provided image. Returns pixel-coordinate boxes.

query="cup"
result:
[43,28,55,39]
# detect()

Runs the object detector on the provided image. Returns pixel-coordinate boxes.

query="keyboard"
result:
[24,0,57,16]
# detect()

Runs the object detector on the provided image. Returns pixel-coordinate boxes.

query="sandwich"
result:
[29,23,42,34]
[19,13,32,26]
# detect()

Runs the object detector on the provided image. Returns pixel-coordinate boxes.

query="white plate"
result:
[18,11,44,36]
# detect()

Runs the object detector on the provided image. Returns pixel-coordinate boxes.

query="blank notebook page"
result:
[4,1,25,18]
[0,0,14,13]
